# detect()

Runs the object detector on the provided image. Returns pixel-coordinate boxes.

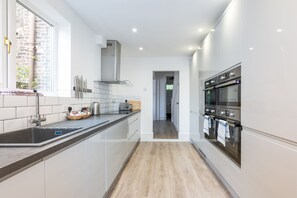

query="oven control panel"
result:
[217,107,241,121]
[205,77,217,88]
[218,65,241,84]
[205,107,217,116]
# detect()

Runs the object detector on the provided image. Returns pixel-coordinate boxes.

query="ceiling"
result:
[65,0,231,57]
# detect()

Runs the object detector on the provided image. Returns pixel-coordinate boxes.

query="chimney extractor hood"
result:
[97,40,131,85]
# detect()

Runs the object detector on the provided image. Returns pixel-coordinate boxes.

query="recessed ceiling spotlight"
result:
[198,28,204,33]
[276,29,283,33]
[188,47,193,50]
[249,47,254,51]
[139,47,143,51]
[211,29,216,32]
[132,28,138,33]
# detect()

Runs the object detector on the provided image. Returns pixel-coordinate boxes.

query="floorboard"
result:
[153,120,178,139]
[110,142,231,198]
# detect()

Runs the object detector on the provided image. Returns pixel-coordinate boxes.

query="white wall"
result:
[120,57,190,141]
[190,0,297,197]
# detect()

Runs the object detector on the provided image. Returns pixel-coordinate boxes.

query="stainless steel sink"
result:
[0,127,82,147]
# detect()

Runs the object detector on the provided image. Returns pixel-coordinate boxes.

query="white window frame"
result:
[1,0,71,97]
[1,0,59,95]
[0,0,8,88]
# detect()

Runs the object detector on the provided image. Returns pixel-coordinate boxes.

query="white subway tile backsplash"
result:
[4,118,28,133]
[0,108,16,120]
[59,113,67,122]
[28,96,45,106]
[17,107,36,118]
[40,106,52,115]
[72,105,82,111]
[70,98,79,105]
[0,82,139,133]
[45,97,59,105]
[0,121,3,133]
[4,96,27,107]
[45,114,60,125]
[52,105,64,114]
[59,97,70,105]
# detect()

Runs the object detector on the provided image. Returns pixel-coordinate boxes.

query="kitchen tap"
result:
[30,90,46,126]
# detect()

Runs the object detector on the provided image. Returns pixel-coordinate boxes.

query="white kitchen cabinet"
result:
[217,0,242,69]
[106,119,129,189]
[0,162,45,198]
[241,129,297,198]
[241,0,297,142]
[84,131,106,197]
[45,140,88,198]
[127,113,140,154]
[45,131,107,198]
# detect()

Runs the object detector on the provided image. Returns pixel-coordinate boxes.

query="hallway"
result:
[153,120,178,139]
[110,143,231,198]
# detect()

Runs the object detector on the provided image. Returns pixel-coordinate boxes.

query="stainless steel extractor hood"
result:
[98,40,131,85]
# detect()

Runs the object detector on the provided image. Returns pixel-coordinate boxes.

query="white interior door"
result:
[171,72,179,131]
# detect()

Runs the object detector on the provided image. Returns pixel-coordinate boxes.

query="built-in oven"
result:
[204,77,217,107]
[204,77,218,142]
[203,64,242,166]
[215,107,242,165]
[204,107,217,141]
[216,66,241,108]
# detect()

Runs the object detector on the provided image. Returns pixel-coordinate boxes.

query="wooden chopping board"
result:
[128,100,141,111]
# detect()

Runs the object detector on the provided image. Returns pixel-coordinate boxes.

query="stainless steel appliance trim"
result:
[204,63,241,82]
[203,87,215,91]
[215,79,240,88]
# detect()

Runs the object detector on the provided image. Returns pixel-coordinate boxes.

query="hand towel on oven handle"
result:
[203,115,210,135]
[217,120,230,146]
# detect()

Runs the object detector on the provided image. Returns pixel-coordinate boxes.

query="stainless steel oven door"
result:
[216,78,241,108]
[204,116,217,142]
[215,120,241,165]
[204,87,216,106]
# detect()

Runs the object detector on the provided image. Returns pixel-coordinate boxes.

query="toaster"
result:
[119,100,132,111]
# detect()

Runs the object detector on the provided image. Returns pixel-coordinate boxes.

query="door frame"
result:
[152,70,180,140]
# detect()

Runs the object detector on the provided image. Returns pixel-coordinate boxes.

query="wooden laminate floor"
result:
[153,120,178,139]
[110,142,231,198]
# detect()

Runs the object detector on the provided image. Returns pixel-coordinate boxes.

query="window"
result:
[15,2,54,91]
[166,84,173,90]
[1,0,70,96]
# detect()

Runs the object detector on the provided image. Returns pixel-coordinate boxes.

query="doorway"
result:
[153,71,179,139]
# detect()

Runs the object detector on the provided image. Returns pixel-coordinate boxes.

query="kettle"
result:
[90,102,100,115]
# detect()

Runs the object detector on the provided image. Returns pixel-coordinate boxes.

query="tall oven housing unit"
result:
[203,64,242,165]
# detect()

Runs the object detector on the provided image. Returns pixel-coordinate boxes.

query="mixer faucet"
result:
[30,90,46,126]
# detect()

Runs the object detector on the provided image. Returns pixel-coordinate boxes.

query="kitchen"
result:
[0,0,296,198]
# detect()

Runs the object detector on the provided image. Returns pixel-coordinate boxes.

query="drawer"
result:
[128,114,139,125]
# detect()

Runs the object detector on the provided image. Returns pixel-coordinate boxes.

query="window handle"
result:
[4,36,12,54]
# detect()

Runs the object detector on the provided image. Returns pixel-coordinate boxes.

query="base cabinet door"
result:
[84,131,106,197]
[45,141,88,198]
[106,120,129,189]
[45,131,107,198]
[0,162,45,198]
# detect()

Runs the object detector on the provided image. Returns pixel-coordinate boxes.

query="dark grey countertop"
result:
[0,111,140,181]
